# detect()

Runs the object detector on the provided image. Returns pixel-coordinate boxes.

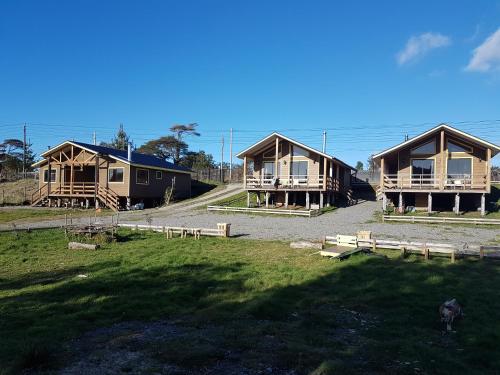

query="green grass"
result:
[1,229,500,373]
[0,208,112,224]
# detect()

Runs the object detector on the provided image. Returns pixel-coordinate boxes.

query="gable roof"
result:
[236,132,356,171]
[373,123,500,159]
[33,141,191,174]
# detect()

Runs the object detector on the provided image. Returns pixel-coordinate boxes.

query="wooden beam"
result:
[70,145,74,195]
[440,130,445,189]
[243,156,247,189]
[486,148,491,193]
[380,157,384,188]
[275,136,279,178]
[323,158,327,190]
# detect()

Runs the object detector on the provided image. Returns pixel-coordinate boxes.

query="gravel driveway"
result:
[2,199,498,246]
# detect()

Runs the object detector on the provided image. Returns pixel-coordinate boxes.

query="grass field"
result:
[1,229,500,374]
[0,208,112,224]
[0,179,38,205]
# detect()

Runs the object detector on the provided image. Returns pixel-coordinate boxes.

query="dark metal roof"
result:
[72,141,191,173]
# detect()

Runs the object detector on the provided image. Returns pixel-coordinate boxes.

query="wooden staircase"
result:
[31,183,121,211]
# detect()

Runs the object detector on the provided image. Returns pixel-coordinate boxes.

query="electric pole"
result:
[93,131,97,145]
[322,130,327,153]
[220,135,224,183]
[229,128,233,182]
[23,123,27,179]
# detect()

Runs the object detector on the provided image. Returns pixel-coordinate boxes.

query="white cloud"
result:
[465,27,500,72]
[397,32,451,65]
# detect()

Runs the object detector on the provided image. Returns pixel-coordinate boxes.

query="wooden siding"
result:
[129,165,191,199]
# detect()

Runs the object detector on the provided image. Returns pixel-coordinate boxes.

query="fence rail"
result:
[207,205,320,217]
[382,215,500,225]
[117,223,231,237]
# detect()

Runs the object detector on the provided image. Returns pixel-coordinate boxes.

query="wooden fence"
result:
[207,205,320,217]
[382,215,500,225]
[118,223,231,238]
[323,235,500,263]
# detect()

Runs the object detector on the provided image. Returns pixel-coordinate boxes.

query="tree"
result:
[355,161,364,171]
[137,136,188,163]
[366,155,375,176]
[101,124,130,150]
[0,138,35,180]
[179,150,215,170]
[169,123,200,162]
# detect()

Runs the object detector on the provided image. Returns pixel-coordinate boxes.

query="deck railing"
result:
[244,174,338,190]
[382,173,487,190]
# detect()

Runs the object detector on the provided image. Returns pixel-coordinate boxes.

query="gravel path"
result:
[2,197,498,246]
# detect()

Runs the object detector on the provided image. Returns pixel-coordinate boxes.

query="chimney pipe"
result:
[127,142,132,162]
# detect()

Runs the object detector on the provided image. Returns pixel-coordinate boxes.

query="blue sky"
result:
[1,0,500,166]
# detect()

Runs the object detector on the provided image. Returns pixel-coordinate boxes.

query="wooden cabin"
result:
[236,133,356,209]
[373,124,500,215]
[32,141,191,211]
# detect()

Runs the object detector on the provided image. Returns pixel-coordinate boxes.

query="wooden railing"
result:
[245,174,337,190]
[97,184,120,212]
[382,174,488,190]
[58,182,96,195]
[31,183,49,206]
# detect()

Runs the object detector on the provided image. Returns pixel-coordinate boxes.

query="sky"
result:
[1,0,500,167]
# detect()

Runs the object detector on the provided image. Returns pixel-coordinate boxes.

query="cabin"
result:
[373,124,500,216]
[236,133,356,209]
[32,141,191,211]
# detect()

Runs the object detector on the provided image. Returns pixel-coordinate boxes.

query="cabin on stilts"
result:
[236,132,356,209]
[31,141,191,211]
[373,123,500,216]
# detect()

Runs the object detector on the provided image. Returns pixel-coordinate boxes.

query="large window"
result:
[292,146,309,157]
[263,162,275,178]
[447,158,471,178]
[290,161,308,177]
[108,167,124,183]
[411,140,436,155]
[448,140,472,153]
[412,159,434,175]
[136,169,149,185]
[43,169,56,183]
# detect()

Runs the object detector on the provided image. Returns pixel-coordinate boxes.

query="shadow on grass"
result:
[2,241,500,374]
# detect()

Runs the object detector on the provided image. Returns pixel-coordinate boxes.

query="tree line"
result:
[0,139,35,181]
[101,123,218,171]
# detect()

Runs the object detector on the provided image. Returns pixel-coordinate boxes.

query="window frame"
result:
[447,138,473,153]
[43,168,57,183]
[290,160,308,177]
[446,157,472,178]
[108,167,125,184]
[136,168,149,185]
[155,170,163,180]
[410,139,436,155]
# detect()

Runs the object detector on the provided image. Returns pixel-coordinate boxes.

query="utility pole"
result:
[322,130,327,153]
[93,131,97,145]
[23,123,27,179]
[229,128,233,182]
[220,135,224,183]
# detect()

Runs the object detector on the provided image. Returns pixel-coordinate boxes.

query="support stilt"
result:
[481,193,486,217]
[306,192,310,209]
[427,193,432,214]
[285,191,289,208]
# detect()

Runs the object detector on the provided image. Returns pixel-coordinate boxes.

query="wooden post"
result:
[481,193,486,217]
[95,155,99,203]
[322,157,327,190]
[285,191,289,208]
[70,145,74,196]
[451,251,455,264]
[265,192,269,208]
[382,193,387,211]
[440,130,445,189]
[380,157,384,188]
[400,245,406,258]
[427,192,432,214]
[398,192,403,214]
[372,238,376,251]
[306,191,310,209]
[480,246,484,260]
[246,192,250,208]
[454,193,460,215]
[423,244,429,260]
[256,192,261,207]
[243,155,247,189]
[275,136,279,178]
[319,192,324,209]
[486,148,491,193]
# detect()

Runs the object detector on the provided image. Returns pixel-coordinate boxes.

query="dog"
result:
[439,299,463,332]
